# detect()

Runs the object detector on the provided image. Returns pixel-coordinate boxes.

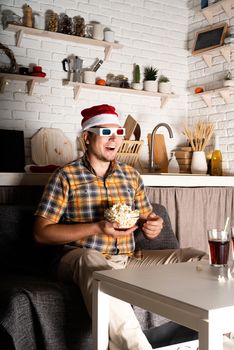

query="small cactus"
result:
[134,64,140,83]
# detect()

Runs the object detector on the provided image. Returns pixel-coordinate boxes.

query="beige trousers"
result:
[57,247,207,350]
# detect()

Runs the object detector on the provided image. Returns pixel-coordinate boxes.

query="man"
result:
[33,104,195,349]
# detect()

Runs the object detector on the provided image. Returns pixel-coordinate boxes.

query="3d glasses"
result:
[88,127,125,137]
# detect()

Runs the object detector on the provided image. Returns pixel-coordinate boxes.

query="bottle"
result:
[23,4,33,28]
[168,152,180,173]
[211,136,222,176]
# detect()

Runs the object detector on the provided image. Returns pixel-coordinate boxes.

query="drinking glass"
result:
[207,229,230,267]
[231,227,234,260]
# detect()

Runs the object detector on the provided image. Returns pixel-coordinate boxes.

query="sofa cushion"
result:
[0,272,92,350]
[0,205,62,274]
[134,203,179,250]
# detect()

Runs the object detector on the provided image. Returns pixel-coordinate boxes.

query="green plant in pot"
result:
[132,64,143,90]
[143,66,158,92]
[158,74,172,94]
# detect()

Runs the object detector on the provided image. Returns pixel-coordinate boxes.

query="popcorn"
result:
[104,203,139,229]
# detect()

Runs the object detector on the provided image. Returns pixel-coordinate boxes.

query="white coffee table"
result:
[93,261,234,350]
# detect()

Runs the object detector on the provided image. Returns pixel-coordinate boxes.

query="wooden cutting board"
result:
[148,134,168,172]
[31,128,74,166]
[123,115,141,140]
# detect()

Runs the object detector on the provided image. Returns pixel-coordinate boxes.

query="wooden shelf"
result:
[194,43,233,67]
[62,80,178,108]
[201,0,232,24]
[195,86,234,107]
[0,73,48,95]
[6,24,123,60]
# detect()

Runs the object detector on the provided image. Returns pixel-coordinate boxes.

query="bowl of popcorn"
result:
[104,203,139,230]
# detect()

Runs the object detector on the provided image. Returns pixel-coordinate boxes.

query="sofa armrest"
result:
[134,203,179,251]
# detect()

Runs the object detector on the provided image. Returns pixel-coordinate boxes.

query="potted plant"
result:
[132,64,143,90]
[143,66,158,92]
[223,70,234,87]
[158,74,172,94]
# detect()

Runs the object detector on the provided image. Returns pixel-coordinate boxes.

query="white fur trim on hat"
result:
[82,113,120,130]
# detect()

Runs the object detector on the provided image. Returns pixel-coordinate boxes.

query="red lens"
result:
[116,128,124,135]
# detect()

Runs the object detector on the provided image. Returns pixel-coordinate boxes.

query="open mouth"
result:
[105,145,116,151]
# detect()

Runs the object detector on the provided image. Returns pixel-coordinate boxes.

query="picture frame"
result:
[192,23,228,55]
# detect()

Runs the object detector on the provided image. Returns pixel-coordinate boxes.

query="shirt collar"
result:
[82,153,118,177]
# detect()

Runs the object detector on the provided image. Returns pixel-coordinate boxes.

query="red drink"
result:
[208,239,230,266]
[232,237,234,259]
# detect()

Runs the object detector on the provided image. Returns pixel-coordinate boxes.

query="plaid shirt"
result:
[35,154,152,255]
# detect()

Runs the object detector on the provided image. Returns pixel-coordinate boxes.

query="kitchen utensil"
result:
[62,55,83,82]
[92,59,103,72]
[123,115,140,140]
[148,134,168,173]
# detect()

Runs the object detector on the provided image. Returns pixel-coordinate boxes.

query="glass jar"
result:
[73,16,85,36]
[47,12,58,32]
[59,14,72,35]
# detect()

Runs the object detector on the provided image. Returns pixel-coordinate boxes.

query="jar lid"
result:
[33,66,42,73]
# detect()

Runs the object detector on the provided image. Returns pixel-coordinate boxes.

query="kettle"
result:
[62,55,83,82]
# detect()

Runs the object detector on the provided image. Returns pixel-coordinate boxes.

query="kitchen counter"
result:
[0,172,233,187]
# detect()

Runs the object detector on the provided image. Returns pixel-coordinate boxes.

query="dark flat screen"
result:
[0,129,25,172]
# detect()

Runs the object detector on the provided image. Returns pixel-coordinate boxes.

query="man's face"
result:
[83,124,124,163]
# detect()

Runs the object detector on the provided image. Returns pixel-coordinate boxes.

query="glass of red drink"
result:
[207,229,230,267]
[231,227,234,260]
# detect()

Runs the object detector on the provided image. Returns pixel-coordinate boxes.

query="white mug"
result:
[104,30,115,43]
[83,70,96,84]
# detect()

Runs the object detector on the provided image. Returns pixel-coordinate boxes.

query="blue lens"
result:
[102,129,111,135]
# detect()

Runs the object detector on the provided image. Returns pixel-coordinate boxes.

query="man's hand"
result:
[99,220,137,238]
[141,212,164,240]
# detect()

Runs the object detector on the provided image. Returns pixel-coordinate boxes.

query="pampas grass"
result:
[182,121,214,151]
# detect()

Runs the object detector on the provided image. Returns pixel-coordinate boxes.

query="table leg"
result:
[93,279,109,350]
[199,320,223,350]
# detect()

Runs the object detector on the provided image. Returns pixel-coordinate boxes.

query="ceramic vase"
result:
[191,151,207,175]
[143,80,158,92]
[132,82,143,90]
[158,82,172,94]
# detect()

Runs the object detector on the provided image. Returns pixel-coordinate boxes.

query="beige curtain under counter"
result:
[146,187,234,253]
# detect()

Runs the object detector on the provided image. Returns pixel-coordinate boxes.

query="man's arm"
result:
[33,216,138,245]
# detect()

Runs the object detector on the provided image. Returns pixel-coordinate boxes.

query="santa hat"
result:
[81,104,120,130]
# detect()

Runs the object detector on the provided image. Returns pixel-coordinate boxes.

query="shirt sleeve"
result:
[35,169,69,223]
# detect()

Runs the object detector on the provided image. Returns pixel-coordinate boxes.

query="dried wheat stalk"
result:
[182,121,214,151]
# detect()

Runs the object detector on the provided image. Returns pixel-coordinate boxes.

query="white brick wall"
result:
[188,0,234,175]
[0,0,188,169]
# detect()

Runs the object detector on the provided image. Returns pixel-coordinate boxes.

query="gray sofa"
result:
[0,202,206,350]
